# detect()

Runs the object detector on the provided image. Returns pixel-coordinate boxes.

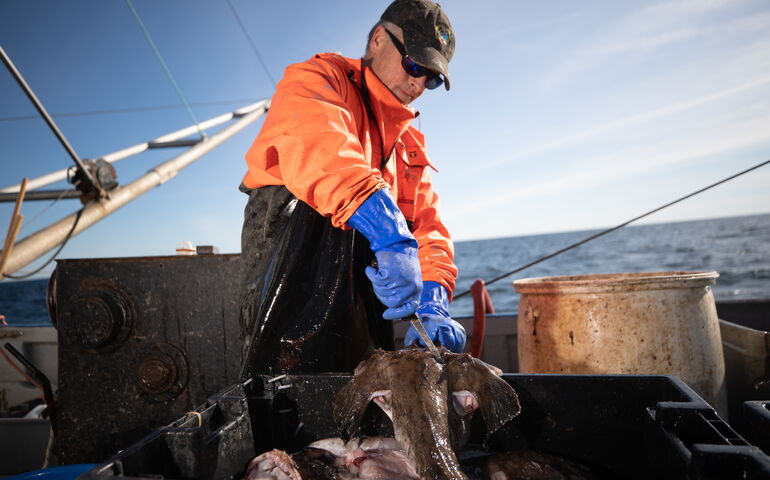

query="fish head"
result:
[442,351,521,448]
[333,348,446,441]
[334,348,521,479]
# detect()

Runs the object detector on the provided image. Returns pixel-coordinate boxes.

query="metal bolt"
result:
[138,357,176,394]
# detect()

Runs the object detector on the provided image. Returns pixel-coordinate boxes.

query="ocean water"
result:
[449,213,770,317]
[0,214,768,324]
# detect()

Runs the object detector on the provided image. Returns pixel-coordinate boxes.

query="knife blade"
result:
[368,258,444,363]
[406,313,444,364]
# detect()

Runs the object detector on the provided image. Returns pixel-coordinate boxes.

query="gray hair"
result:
[365,20,398,56]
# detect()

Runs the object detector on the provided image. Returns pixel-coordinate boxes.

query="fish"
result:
[245,348,598,480]
[334,348,521,480]
[484,450,600,480]
[244,436,420,480]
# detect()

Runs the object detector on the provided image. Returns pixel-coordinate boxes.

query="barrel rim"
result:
[513,270,719,293]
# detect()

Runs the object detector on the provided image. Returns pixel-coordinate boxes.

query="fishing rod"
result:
[452,157,770,301]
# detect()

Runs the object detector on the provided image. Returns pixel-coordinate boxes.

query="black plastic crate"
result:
[82,382,254,479]
[741,401,770,456]
[82,374,770,479]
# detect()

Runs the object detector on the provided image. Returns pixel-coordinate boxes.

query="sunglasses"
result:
[384,29,444,90]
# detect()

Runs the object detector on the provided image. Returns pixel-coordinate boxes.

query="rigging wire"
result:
[225,0,278,88]
[22,182,73,230]
[0,98,263,123]
[452,157,770,301]
[124,0,205,139]
[4,170,80,255]
[3,208,84,280]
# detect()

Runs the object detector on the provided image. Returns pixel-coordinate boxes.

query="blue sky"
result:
[1,0,769,280]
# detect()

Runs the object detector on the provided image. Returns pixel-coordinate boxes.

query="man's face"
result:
[367,25,427,105]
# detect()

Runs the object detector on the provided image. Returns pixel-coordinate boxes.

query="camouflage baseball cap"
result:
[381,0,455,90]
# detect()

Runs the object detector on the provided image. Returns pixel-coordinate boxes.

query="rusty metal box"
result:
[52,254,243,464]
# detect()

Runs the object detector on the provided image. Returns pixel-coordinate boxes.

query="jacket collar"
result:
[325,54,417,159]
[361,63,416,155]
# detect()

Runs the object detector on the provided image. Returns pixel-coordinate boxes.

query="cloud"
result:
[478,11,581,43]
[449,112,770,219]
[482,70,770,169]
[542,2,770,89]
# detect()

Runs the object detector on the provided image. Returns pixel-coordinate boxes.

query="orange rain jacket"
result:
[242,53,458,294]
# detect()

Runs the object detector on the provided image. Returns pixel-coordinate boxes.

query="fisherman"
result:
[238,0,465,376]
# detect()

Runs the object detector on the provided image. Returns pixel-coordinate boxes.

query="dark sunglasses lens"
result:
[399,52,444,90]
[425,74,444,90]
[401,57,427,77]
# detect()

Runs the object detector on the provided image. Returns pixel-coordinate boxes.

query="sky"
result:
[1,0,769,281]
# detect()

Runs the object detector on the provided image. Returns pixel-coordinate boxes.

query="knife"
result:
[369,258,444,363]
[405,313,444,364]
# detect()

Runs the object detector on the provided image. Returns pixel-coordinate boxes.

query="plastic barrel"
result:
[514,271,726,407]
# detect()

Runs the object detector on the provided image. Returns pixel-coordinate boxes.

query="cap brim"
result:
[403,39,451,90]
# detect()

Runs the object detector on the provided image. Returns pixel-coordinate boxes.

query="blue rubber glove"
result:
[405,281,466,353]
[347,189,422,319]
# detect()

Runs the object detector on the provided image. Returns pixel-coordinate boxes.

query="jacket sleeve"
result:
[412,166,459,296]
[244,57,387,227]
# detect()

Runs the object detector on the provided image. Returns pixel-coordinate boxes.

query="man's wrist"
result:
[418,281,450,315]
[376,243,418,256]
[416,304,449,318]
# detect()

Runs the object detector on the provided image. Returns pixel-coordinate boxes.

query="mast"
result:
[0,101,269,278]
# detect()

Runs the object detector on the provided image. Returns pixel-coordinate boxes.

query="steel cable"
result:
[3,208,84,280]
[225,0,277,89]
[452,158,770,301]
[124,0,205,139]
[0,98,263,122]
[22,176,75,229]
